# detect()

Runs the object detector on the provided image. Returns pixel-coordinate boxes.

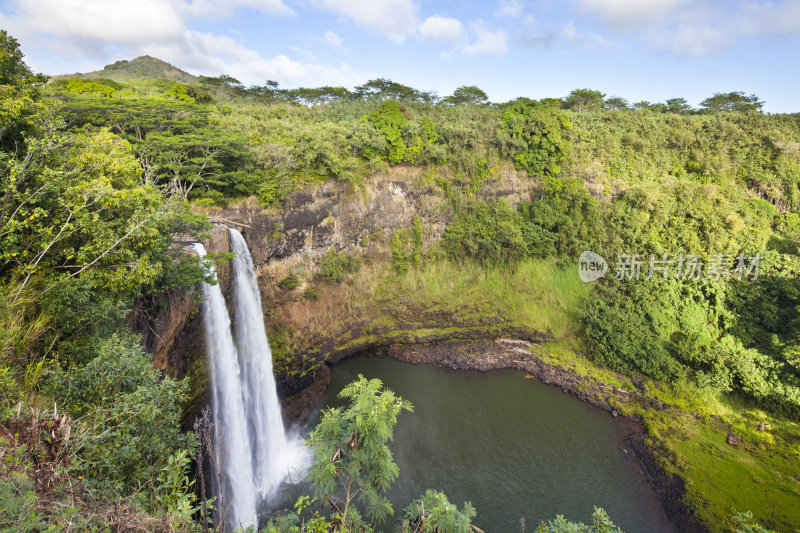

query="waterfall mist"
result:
[194,232,308,531]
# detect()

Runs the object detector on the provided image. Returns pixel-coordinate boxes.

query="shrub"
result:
[64,78,117,97]
[0,473,46,532]
[362,100,409,164]
[500,101,571,176]
[279,273,301,290]
[441,199,527,264]
[400,490,476,533]
[581,283,681,382]
[392,216,424,273]
[49,332,193,502]
[315,249,359,283]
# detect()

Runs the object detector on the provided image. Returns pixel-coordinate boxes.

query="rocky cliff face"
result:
[211,166,535,396]
[139,165,536,422]
[133,225,231,424]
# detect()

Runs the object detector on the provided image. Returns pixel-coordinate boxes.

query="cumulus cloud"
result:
[5,0,186,45]
[419,15,465,44]
[572,0,695,29]
[737,1,800,37]
[309,0,419,42]
[145,30,360,85]
[495,0,523,18]
[1,0,294,45]
[460,20,508,56]
[569,0,800,56]
[515,17,607,49]
[0,0,360,85]
[187,0,293,17]
[649,24,728,56]
[323,30,345,48]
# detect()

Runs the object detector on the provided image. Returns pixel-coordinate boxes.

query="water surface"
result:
[316,356,675,533]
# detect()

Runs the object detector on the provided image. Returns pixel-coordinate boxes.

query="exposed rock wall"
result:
[206,166,536,395]
[139,165,535,421]
[133,225,231,424]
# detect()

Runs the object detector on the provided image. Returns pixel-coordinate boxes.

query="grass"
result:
[365,257,589,339]
[641,389,800,532]
[280,253,800,532]
[524,337,800,531]
[666,420,800,532]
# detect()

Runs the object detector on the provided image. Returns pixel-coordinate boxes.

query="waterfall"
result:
[193,231,307,531]
[193,243,257,531]
[228,228,292,496]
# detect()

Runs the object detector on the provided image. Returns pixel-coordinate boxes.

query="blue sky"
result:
[1,0,799,111]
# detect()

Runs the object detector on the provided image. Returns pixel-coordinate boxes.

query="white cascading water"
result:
[194,231,307,531]
[228,228,296,496]
[192,243,258,531]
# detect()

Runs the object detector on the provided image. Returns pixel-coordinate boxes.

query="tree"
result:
[536,507,623,532]
[49,332,192,499]
[399,490,476,533]
[563,88,605,112]
[700,91,764,113]
[0,126,209,304]
[283,86,354,105]
[362,100,409,164]
[247,80,282,101]
[306,375,413,527]
[0,30,47,152]
[633,100,667,112]
[355,78,436,103]
[0,30,47,86]
[142,129,250,199]
[443,85,489,106]
[57,96,251,197]
[501,100,572,176]
[441,199,528,264]
[603,96,629,110]
[665,97,692,114]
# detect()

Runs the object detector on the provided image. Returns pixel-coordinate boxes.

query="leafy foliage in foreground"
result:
[1,30,797,533]
[306,375,413,525]
[0,30,206,530]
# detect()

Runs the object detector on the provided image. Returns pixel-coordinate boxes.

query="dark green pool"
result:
[316,356,675,533]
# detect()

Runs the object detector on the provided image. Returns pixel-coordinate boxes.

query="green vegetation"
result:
[279,273,301,290]
[271,376,636,533]
[1,27,797,532]
[307,376,414,525]
[500,100,572,176]
[0,30,207,530]
[265,376,479,532]
[315,248,360,283]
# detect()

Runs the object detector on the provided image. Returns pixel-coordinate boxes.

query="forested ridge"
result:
[1,28,798,532]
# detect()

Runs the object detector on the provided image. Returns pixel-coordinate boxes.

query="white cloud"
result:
[6,0,186,45]
[572,0,695,29]
[514,18,607,49]
[147,30,360,85]
[0,0,361,86]
[323,30,345,48]
[495,0,523,18]
[571,0,800,56]
[737,1,800,37]
[649,24,728,56]
[419,15,465,44]
[460,21,508,56]
[1,0,293,46]
[187,0,293,17]
[309,0,419,42]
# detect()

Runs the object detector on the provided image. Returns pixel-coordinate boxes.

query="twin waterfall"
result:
[193,228,304,531]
